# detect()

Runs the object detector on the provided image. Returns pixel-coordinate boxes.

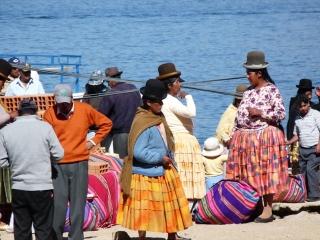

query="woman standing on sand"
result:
[157,63,205,201]
[226,51,288,223]
[117,79,192,240]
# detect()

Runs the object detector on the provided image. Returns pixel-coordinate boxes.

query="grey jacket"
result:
[0,115,64,191]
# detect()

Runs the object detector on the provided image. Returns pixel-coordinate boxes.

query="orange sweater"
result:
[43,102,112,164]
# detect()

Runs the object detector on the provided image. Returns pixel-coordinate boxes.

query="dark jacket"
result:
[99,83,141,134]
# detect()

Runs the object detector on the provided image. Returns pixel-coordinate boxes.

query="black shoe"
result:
[254,215,275,223]
[306,197,320,202]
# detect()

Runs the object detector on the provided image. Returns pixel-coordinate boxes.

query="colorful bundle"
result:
[273,174,307,203]
[64,171,120,231]
[193,180,259,224]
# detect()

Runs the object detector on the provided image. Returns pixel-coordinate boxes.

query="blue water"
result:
[1,0,320,142]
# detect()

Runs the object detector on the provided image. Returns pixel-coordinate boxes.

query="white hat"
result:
[202,137,224,157]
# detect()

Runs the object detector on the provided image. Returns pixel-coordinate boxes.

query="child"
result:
[286,95,320,202]
[202,137,228,192]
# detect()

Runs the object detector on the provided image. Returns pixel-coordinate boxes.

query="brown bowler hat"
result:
[157,63,181,80]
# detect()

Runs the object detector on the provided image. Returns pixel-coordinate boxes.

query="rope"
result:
[185,76,247,84]
[11,64,244,97]
[80,89,139,100]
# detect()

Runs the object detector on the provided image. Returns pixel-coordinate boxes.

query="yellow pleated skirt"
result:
[173,132,206,199]
[117,166,192,233]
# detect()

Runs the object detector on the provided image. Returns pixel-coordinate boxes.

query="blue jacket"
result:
[132,126,169,177]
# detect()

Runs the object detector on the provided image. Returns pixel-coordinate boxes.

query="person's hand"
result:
[316,87,320,98]
[177,91,187,99]
[162,156,173,168]
[316,143,320,155]
[247,107,262,118]
[9,111,18,120]
[86,141,94,150]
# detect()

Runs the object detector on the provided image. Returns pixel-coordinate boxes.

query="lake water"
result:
[1,0,320,142]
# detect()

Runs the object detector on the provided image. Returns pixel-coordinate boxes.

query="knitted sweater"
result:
[44,102,112,163]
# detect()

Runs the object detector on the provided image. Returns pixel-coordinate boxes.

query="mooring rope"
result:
[11,64,245,98]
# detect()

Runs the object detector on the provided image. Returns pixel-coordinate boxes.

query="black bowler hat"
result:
[140,79,167,101]
[296,79,314,89]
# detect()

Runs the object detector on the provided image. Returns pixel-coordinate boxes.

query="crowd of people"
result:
[0,50,319,239]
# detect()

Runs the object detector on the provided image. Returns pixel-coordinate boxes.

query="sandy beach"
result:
[1,202,319,240]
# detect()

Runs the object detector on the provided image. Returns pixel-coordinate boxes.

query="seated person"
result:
[202,137,228,192]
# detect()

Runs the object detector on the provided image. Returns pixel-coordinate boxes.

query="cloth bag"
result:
[273,174,306,203]
[193,180,259,224]
[64,171,120,231]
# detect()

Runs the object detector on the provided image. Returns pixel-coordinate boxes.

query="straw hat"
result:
[202,137,224,157]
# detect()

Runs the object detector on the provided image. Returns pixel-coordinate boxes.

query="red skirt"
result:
[226,126,288,196]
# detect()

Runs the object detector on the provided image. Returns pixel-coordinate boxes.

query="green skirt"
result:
[0,167,12,204]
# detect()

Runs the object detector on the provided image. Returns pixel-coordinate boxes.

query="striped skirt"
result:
[117,166,192,233]
[226,126,288,196]
[173,132,206,199]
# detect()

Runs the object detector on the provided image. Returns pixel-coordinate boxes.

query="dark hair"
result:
[18,108,37,116]
[260,68,274,84]
[297,88,312,96]
[85,83,107,94]
[162,77,177,91]
[296,94,310,106]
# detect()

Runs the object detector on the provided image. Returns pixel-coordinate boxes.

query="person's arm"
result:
[286,123,299,145]
[0,105,10,125]
[286,135,299,145]
[133,128,165,164]
[0,133,9,168]
[47,126,64,162]
[261,87,286,121]
[4,83,13,96]
[169,94,196,118]
[88,107,113,146]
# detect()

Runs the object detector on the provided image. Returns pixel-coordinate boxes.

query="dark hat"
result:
[140,79,167,101]
[0,59,12,81]
[296,79,314,89]
[234,84,248,99]
[18,98,38,112]
[243,51,269,69]
[8,57,21,67]
[157,63,184,81]
[105,67,123,78]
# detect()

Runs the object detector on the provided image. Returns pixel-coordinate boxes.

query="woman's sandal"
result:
[254,215,275,223]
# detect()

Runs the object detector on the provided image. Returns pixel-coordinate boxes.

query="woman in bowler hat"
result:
[117,79,192,240]
[226,51,288,223]
[157,63,206,201]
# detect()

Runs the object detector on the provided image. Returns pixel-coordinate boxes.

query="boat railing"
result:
[0,53,82,91]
